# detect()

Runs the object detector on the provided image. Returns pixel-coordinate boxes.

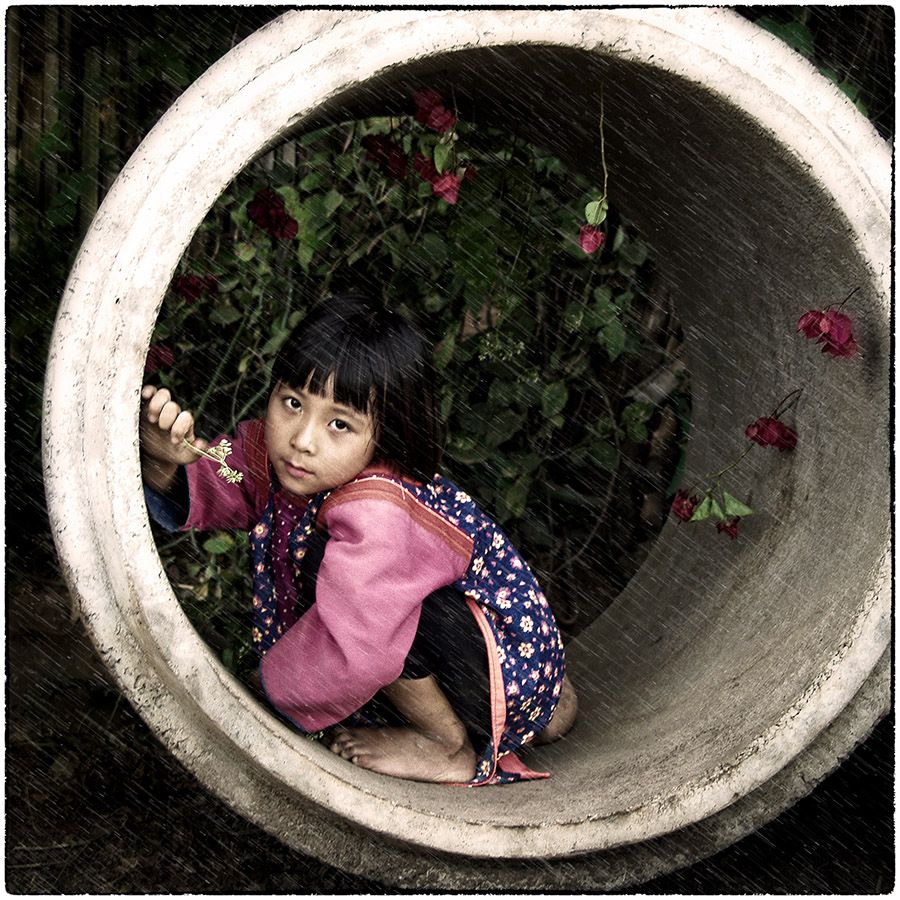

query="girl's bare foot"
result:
[533,675,578,745]
[329,725,476,783]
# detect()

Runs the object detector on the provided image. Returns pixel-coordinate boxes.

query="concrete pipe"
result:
[43,8,890,890]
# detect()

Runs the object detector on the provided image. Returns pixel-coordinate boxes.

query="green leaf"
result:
[689,493,726,522]
[439,390,454,421]
[209,305,243,326]
[621,237,649,266]
[299,172,324,192]
[584,198,608,227]
[420,233,448,267]
[203,533,234,555]
[503,475,532,519]
[433,142,452,174]
[689,494,714,522]
[296,242,315,272]
[602,318,627,361]
[424,293,449,312]
[234,242,256,262]
[622,401,654,443]
[275,185,302,219]
[323,189,344,218]
[612,227,626,253]
[433,330,457,370]
[541,381,568,418]
[445,434,490,464]
[262,328,290,356]
[590,441,619,472]
[722,491,755,517]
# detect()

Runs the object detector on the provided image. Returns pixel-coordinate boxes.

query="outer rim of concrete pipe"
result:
[43,7,890,866]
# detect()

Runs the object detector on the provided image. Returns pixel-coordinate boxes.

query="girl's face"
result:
[265,378,377,496]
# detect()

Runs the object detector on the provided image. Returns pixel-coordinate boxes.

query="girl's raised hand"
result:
[140,385,207,491]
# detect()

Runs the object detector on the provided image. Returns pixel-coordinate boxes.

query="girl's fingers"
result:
[170,410,195,445]
[146,387,171,423]
[141,384,157,401]
[156,399,182,433]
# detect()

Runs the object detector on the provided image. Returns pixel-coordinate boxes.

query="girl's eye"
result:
[284,397,302,412]
[330,419,351,433]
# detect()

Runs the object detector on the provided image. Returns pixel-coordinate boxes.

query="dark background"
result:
[6,6,894,893]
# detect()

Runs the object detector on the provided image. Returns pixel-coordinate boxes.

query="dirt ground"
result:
[5,570,894,894]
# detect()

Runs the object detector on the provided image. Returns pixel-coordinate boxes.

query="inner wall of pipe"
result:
[253,45,887,825]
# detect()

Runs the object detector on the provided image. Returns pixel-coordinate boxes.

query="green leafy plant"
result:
[149,88,680,666]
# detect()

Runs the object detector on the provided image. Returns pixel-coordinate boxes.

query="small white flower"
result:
[520,615,534,633]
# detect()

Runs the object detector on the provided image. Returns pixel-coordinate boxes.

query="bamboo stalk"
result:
[6,7,22,253]
[78,44,100,236]
[100,31,121,196]
[41,8,60,198]
[19,12,44,207]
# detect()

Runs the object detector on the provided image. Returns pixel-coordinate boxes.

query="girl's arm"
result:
[141,385,268,532]
[260,491,471,733]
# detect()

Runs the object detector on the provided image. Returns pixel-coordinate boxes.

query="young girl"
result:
[141,294,576,785]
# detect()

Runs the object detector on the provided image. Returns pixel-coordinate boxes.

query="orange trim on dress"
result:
[320,476,473,563]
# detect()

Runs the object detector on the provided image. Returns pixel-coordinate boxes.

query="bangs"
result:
[287,355,377,417]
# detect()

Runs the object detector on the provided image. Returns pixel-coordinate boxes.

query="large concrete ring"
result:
[43,9,890,889]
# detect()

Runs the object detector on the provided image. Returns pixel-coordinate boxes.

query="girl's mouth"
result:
[284,461,314,479]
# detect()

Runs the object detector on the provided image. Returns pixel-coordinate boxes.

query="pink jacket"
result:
[184,420,471,731]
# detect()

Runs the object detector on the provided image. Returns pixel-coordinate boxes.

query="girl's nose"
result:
[291,422,316,454]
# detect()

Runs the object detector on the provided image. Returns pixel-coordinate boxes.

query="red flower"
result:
[145,344,174,375]
[671,489,700,522]
[247,188,298,240]
[797,308,858,358]
[425,105,457,133]
[361,134,408,179]
[579,225,606,254]
[413,153,438,182]
[463,165,478,183]
[716,517,740,540]
[413,88,443,114]
[744,416,797,451]
[172,274,207,304]
[412,89,457,133]
[431,172,461,205]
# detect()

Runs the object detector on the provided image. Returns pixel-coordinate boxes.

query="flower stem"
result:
[599,87,608,201]
[832,286,860,311]
[704,445,753,493]
[772,386,804,418]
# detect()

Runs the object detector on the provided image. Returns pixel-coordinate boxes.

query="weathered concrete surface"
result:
[43,8,890,889]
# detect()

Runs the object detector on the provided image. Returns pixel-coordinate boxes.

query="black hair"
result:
[270,293,442,482]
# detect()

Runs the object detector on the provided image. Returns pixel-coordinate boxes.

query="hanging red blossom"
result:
[797,308,858,358]
[579,225,606,254]
[144,344,174,375]
[671,489,700,522]
[247,189,298,240]
[716,517,741,540]
[744,416,798,451]
[172,274,216,304]
[431,172,461,205]
[413,88,456,133]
